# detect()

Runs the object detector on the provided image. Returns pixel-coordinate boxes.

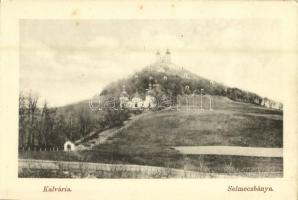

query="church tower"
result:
[165,49,171,63]
[156,50,161,63]
[119,84,129,109]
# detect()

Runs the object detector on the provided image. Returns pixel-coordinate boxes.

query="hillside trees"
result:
[19,92,27,148]
[18,91,75,149]
[19,91,132,150]
[27,92,39,147]
[18,91,40,148]
[18,92,61,149]
[99,66,280,109]
[100,109,130,128]
[39,101,55,146]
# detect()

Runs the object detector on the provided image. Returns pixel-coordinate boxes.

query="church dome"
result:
[120,84,129,97]
[132,91,142,99]
[166,48,171,54]
[120,90,129,98]
[147,89,155,96]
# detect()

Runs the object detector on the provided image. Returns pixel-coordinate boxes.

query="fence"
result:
[19,146,62,151]
[19,159,281,178]
[19,159,212,178]
[177,94,213,111]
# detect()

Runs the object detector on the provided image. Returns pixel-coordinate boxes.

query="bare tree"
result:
[19,91,27,148]
[27,91,39,147]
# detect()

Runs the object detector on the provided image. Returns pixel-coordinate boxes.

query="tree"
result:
[18,91,42,149]
[19,92,27,148]
[78,107,92,137]
[51,114,67,147]
[39,101,56,147]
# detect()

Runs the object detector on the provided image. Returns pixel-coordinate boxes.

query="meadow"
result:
[20,96,283,177]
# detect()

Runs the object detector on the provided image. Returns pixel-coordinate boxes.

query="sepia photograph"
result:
[1,1,297,200]
[18,19,284,179]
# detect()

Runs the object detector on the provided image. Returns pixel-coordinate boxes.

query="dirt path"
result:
[76,112,153,150]
[174,146,283,157]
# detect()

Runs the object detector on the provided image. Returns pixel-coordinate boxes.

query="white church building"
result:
[119,49,174,110]
[119,83,157,110]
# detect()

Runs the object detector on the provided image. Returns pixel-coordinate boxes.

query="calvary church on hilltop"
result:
[117,49,282,111]
[119,83,157,110]
[119,49,174,110]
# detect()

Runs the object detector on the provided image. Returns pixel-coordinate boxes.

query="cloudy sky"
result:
[20,19,288,107]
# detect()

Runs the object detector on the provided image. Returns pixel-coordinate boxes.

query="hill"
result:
[19,51,283,177]
[51,54,283,147]
[21,95,283,176]
[80,95,282,174]
[99,58,282,110]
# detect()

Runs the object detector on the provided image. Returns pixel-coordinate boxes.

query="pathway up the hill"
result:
[76,111,153,150]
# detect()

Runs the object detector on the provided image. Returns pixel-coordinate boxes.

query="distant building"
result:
[183,72,189,79]
[153,80,159,88]
[130,91,144,109]
[119,85,129,109]
[119,82,157,110]
[261,97,283,110]
[118,49,175,110]
[253,98,261,104]
[184,85,191,95]
[155,50,161,63]
[155,49,171,64]
[261,98,270,107]
[165,48,171,63]
[143,83,156,109]
[64,141,75,151]
[271,101,283,110]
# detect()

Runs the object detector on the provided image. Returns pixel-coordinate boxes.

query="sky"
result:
[20,19,288,107]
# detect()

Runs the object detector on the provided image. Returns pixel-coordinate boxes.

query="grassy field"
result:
[92,96,282,153]
[20,97,283,177]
